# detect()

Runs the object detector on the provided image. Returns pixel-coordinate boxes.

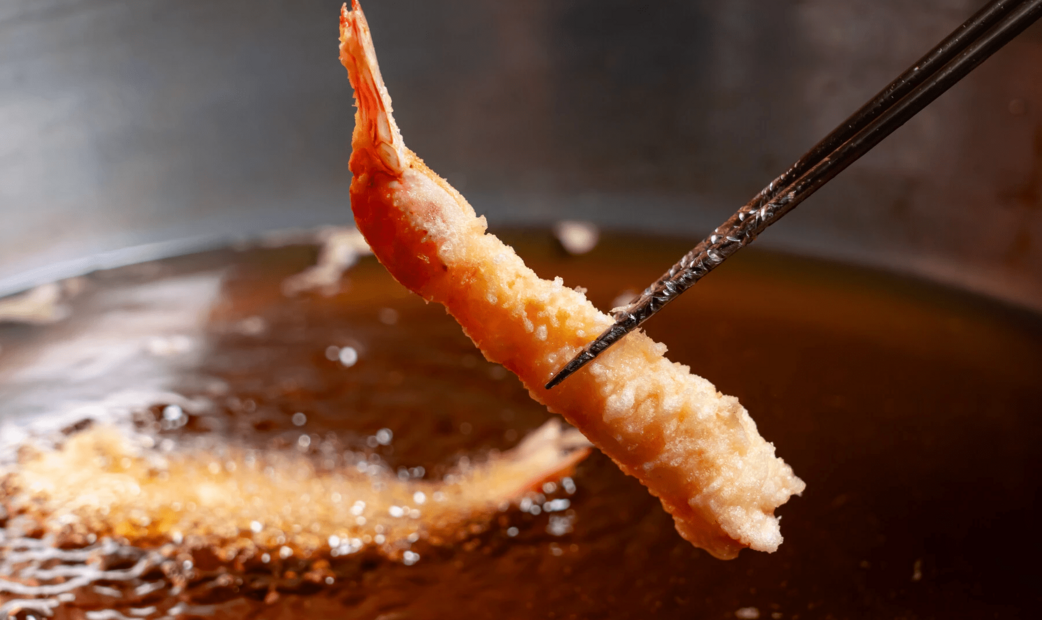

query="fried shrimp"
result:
[339,1,804,559]
[3,419,589,558]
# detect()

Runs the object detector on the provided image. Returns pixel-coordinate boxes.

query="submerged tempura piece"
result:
[2,420,589,558]
[281,227,373,296]
[339,1,805,559]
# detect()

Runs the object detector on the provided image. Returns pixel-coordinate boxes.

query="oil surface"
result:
[1,230,1041,619]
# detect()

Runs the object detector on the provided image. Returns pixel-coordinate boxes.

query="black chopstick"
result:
[546,0,1042,390]
[755,0,1027,216]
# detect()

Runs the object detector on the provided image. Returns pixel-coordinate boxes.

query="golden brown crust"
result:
[3,420,590,557]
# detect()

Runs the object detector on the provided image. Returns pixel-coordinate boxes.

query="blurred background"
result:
[1,0,1040,308]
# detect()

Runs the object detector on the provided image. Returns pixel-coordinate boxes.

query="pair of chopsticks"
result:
[546,0,1042,389]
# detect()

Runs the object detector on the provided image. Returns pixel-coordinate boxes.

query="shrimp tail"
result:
[339,2,405,177]
[340,2,475,296]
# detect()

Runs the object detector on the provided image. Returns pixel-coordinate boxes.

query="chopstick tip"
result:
[545,362,577,390]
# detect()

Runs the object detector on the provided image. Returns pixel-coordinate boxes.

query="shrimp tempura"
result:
[4,419,589,558]
[339,1,804,560]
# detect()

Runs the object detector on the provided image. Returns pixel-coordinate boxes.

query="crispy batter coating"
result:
[340,0,805,559]
[4,420,589,557]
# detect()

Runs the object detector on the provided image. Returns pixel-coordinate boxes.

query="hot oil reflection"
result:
[0,271,224,458]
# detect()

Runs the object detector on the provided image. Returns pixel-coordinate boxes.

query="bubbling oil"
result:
[1,230,1041,619]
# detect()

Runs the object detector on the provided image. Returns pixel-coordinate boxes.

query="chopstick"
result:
[546,0,1042,390]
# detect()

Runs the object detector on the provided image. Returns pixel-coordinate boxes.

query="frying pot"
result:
[2,0,1041,307]
[1,0,1041,618]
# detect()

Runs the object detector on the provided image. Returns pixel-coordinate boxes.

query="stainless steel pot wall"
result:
[2,0,1040,307]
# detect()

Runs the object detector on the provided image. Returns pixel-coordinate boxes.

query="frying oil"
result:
[1,231,1040,619]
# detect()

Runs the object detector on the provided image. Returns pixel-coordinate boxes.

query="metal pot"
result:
[2,0,1040,307]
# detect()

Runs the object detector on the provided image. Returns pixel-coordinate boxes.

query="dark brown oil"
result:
[1,230,1041,619]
